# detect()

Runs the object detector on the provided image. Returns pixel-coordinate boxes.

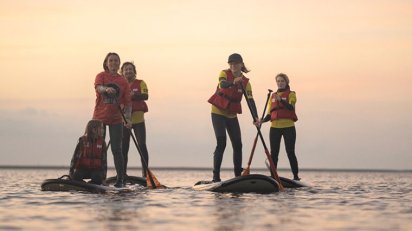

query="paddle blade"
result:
[241,167,250,176]
[264,158,284,191]
[146,170,166,189]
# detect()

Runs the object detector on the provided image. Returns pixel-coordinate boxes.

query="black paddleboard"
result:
[41,175,134,193]
[193,174,279,194]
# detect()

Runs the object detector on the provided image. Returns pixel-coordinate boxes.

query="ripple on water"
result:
[0,169,411,231]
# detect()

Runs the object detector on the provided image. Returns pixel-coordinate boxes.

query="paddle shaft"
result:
[117,105,157,188]
[106,140,111,152]
[245,89,273,168]
[239,84,284,190]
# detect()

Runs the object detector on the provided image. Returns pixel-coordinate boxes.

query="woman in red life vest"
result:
[208,53,259,182]
[120,62,150,178]
[261,73,300,180]
[93,52,132,188]
[69,120,107,185]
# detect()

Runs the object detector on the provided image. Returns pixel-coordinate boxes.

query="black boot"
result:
[114,176,124,188]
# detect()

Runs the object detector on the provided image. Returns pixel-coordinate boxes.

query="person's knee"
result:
[232,139,242,152]
[216,136,226,149]
[285,148,296,157]
[111,145,122,156]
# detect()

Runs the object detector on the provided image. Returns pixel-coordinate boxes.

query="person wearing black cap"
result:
[260,73,300,180]
[208,53,259,182]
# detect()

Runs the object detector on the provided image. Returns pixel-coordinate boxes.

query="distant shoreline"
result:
[0,165,410,172]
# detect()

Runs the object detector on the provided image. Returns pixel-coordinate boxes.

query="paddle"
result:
[117,105,165,189]
[242,89,273,176]
[239,82,284,191]
[106,140,111,151]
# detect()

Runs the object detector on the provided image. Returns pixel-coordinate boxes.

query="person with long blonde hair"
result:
[261,73,300,180]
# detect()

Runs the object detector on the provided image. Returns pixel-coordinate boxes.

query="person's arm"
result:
[262,114,271,123]
[279,99,294,110]
[123,106,132,122]
[279,91,296,111]
[219,78,233,88]
[249,98,259,120]
[96,85,118,96]
[218,71,233,88]
[96,85,107,94]
[95,74,117,95]
[131,94,148,101]
[245,82,259,119]
[131,81,149,100]
[95,73,106,94]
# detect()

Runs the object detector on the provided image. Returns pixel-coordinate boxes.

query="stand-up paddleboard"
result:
[193,174,279,194]
[105,175,147,187]
[264,159,309,188]
[41,175,135,193]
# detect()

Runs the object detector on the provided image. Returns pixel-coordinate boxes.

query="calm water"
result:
[0,168,410,231]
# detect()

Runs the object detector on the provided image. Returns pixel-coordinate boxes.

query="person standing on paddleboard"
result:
[208,53,259,182]
[120,62,150,178]
[93,52,132,188]
[69,120,107,185]
[260,73,300,181]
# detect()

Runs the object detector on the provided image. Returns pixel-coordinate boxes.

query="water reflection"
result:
[93,190,149,230]
[211,193,247,231]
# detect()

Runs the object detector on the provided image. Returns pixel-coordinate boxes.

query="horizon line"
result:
[0,165,410,173]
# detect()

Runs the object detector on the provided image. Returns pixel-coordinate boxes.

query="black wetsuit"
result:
[211,113,243,181]
[122,122,149,177]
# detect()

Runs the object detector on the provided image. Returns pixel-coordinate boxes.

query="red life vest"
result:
[208,70,249,114]
[130,79,148,113]
[75,136,105,170]
[270,90,298,122]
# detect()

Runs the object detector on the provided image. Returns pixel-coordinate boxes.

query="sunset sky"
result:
[1,0,411,171]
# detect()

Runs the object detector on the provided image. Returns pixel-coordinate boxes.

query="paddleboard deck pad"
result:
[41,175,135,193]
[193,174,279,194]
[105,175,147,187]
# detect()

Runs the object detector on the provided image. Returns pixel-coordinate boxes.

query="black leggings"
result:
[104,123,125,182]
[122,122,149,177]
[211,113,243,181]
[269,126,299,177]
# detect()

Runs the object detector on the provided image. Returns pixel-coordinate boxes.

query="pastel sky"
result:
[1,0,411,171]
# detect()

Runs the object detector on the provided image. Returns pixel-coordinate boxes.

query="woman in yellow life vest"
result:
[121,62,150,178]
[261,73,300,180]
[208,53,259,182]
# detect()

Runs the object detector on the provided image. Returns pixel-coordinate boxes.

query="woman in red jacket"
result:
[92,52,131,187]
